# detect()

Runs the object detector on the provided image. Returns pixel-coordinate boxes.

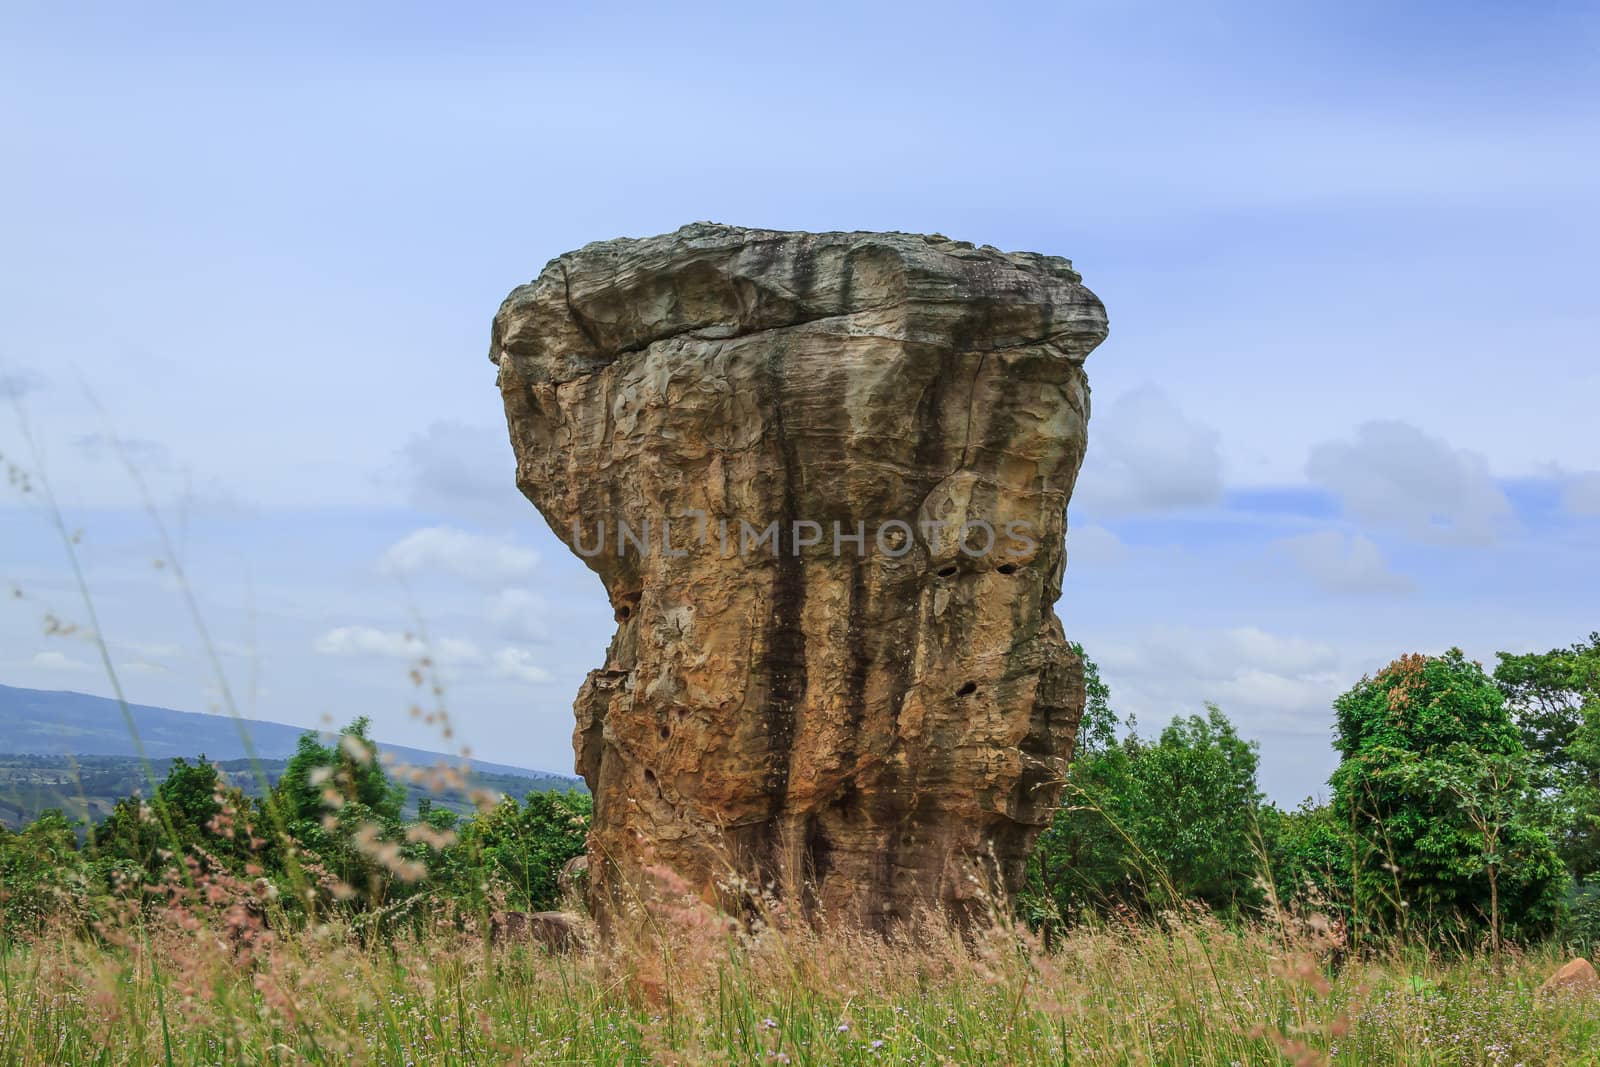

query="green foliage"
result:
[91,756,258,874]
[1072,641,1117,756]
[1260,798,1350,915]
[464,791,591,911]
[274,718,404,827]
[1024,733,1133,928]
[1330,650,1565,945]
[1495,632,1600,769]
[1132,708,1267,911]
[263,718,414,902]
[1566,882,1600,956]
[1495,634,1600,884]
[0,716,595,939]
[1026,649,1270,928]
[0,809,94,930]
[8,630,1600,962]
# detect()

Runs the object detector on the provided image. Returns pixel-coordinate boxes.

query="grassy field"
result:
[2,902,1596,1066]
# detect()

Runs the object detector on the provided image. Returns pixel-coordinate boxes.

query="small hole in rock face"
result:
[658,725,671,740]
[937,565,959,578]
[997,563,1019,575]
[615,604,632,622]
[643,768,658,788]
[956,681,978,697]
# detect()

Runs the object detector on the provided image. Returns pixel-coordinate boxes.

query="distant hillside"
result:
[0,683,583,828]
[0,753,582,829]
[0,683,573,776]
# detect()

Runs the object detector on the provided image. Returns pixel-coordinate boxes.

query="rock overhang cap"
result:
[490,222,1109,386]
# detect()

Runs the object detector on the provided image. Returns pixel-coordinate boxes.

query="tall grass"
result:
[1,896,1596,1065]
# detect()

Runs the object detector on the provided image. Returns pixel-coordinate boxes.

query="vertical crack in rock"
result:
[488,223,1108,934]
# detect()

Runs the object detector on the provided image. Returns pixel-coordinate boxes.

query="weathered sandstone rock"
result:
[490,223,1108,932]
[558,853,589,897]
[1539,957,1598,995]
[488,910,584,953]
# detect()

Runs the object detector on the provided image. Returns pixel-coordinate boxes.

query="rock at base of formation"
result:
[489,223,1108,933]
[1539,957,1598,995]
[488,910,583,953]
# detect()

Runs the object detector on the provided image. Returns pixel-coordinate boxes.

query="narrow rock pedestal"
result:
[490,223,1108,933]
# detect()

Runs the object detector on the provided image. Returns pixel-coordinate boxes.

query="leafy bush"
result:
[1496,633,1600,884]
[0,809,95,931]
[1331,650,1565,947]
[1564,882,1600,957]
[1025,647,1271,929]
[465,791,591,911]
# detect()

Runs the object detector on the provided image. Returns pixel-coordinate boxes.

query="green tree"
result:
[1132,707,1267,913]
[156,757,223,830]
[93,757,250,871]
[1025,646,1270,927]
[1495,633,1600,884]
[1330,650,1564,947]
[1261,798,1349,916]
[273,718,404,827]
[0,810,94,930]
[1495,633,1600,771]
[1024,736,1136,928]
[464,791,591,912]
[1073,641,1117,756]
[268,718,409,906]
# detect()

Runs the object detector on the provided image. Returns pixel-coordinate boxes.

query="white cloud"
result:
[1214,667,1341,712]
[1067,523,1128,566]
[314,626,483,666]
[32,650,93,672]
[117,639,181,659]
[1205,626,1339,678]
[117,660,169,675]
[488,588,551,643]
[1561,470,1600,516]
[379,526,540,587]
[1074,387,1223,515]
[1306,421,1510,545]
[1092,624,1343,738]
[492,647,553,684]
[1274,529,1413,594]
[396,421,523,524]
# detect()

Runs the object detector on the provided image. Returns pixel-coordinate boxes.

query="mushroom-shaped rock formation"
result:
[489,223,1108,932]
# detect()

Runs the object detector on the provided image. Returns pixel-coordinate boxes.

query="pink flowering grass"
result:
[2,892,1598,1066]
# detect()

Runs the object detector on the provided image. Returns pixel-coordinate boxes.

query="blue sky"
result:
[2,2,1596,804]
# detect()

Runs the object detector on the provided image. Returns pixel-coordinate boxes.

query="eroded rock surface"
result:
[1539,957,1599,996]
[490,223,1108,931]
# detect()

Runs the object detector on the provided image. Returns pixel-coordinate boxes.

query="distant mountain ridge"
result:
[0,683,577,783]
